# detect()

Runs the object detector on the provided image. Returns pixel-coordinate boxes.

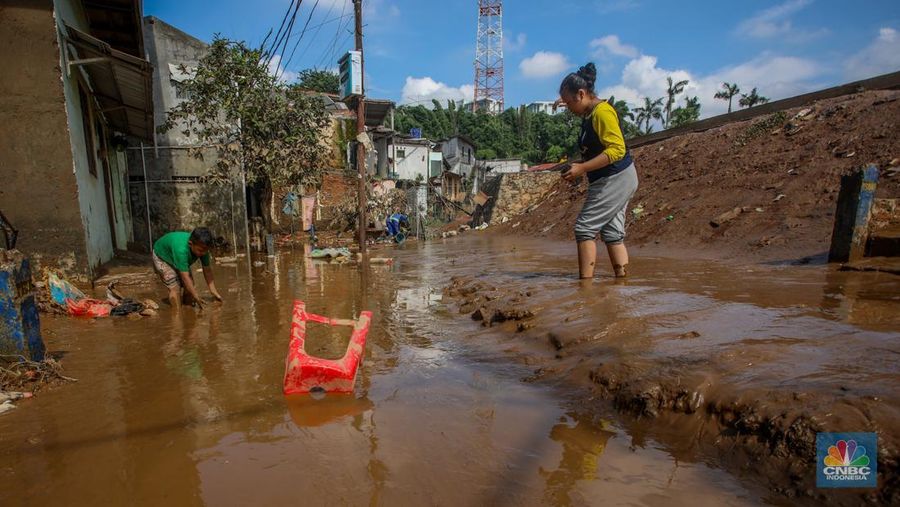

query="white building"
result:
[525,101,566,115]
[391,138,432,182]
[465,98,502,115]
[484,158,525,180]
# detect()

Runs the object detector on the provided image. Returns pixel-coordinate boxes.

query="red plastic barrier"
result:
[283,300,372,395]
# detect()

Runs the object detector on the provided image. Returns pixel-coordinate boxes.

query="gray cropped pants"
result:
[574,163,638,244]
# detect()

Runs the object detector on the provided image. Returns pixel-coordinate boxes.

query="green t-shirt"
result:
[153,231,211,273]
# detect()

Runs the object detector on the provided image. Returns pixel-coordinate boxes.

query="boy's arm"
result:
[179,271,204,308]
[202,265,223,301]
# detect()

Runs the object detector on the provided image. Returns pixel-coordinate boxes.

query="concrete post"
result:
[0,250,45,362]
[829,165,879,263]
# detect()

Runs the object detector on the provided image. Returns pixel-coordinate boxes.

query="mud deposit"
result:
[494,90,900,263]
[444,236,899,505]
[0,240,779,506]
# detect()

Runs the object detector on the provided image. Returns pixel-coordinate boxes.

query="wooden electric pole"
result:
[354,0,367,253]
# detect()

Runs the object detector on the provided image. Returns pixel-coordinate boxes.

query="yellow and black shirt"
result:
[579,101,632,183]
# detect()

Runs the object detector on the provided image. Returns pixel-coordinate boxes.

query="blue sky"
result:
[146,0,900,117]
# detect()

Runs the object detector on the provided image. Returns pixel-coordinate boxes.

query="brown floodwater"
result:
[2,234,898,505]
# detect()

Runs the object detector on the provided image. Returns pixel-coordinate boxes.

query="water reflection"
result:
[540,415,615,506]
[285,395,374,428]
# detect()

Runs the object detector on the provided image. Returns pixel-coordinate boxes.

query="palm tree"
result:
[633,96,664,134]
[739,87,770,108]
[606,95,635,123]
[714,82,740,113]
[664,76,689,128]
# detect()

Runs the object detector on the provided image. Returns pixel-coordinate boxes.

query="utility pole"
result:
[354,0,367,254]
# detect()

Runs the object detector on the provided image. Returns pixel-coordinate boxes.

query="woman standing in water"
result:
[557,62,639,279]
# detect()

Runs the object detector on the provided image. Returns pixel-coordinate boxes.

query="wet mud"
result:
[1,234,897,505]
[443,236,900,505]
[0,239,768,507]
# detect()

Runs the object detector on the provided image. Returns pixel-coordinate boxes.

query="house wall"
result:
[429,152,443,178]
[393,143,429,181]
[0,0,90,278]
[444,137,475,177]
[55,0,119,273]
[485,158,524,177]
[129,16,247,252]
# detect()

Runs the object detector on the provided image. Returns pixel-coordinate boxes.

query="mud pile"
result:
[493,90,900,262]
[444,273,899,505]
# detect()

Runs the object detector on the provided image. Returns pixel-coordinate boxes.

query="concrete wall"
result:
[129,16,247,252]
[0,0,90,277]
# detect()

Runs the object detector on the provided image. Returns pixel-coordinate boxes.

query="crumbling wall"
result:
[0,2,89,279]
[487,172,559,225]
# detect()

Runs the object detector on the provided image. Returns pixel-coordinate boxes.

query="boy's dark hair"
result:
[189,227,214,247]
[559,62,597,96]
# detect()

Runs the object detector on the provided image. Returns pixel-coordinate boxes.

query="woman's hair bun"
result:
[576,63,597,88]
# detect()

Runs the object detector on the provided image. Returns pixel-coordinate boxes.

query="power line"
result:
[315,0,351,69]
[289,4,346,69]
[282,0,322,76]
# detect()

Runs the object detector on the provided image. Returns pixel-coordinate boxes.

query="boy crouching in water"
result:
[152,227,223,309]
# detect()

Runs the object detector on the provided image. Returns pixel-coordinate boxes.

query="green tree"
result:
[606,95,640,139]
[476,148,497,160]
[664,76,689,128]
[297,68,340,94]
[633,97,664,135]
[162,38,330,225]
[669,96,702,128]
[739,87,770,108]
[545,145,566,163]
[714,82,740,113]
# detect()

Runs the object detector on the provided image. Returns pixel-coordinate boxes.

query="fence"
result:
[125,143,250,256]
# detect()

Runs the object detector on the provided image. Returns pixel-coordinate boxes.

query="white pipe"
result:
[140,141,153,252]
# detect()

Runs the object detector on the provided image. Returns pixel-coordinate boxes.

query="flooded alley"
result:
[2,235,898,505]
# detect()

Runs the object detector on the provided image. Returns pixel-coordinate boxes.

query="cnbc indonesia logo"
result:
[817,433,877,488]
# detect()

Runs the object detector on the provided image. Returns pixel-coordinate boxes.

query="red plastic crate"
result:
[283,300,372,395]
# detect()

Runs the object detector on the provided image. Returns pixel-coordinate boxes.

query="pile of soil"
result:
[494,90,900,262]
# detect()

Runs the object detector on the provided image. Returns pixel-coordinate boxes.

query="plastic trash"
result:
[66,298,113,317]
[283,300,372,395]
[48,272,85,306]
[309,247,351,259]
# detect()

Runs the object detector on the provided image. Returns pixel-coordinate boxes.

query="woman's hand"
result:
[562,163,586,182]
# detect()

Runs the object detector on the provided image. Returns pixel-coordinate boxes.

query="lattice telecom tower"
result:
[473,0,503,114]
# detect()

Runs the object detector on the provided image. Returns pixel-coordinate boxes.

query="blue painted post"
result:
[829,165,880,263]
[0,250,45,362]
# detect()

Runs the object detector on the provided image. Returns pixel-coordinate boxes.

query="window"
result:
[396,148,406,159]
[172,81,193,100]
[78,85,97,177]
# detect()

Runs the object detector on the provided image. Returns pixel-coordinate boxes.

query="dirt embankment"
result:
[494,90,900,262]
[444,272,899,505]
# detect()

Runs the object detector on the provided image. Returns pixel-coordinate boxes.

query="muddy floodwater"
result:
[2,235,898,506]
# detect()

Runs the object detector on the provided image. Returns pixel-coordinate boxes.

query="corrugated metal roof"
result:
[65,24,153,140]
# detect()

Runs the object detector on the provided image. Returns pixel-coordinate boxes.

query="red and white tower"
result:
[473,0,503,114]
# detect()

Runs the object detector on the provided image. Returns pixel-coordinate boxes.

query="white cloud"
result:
[504,32,527,52]
[735,0,827,42]
[520,51,571,78]
[845,27,900,80]
[267,54,298,84]
[596,52,824,123]
[590,35,639,59]
[401,76,474,107]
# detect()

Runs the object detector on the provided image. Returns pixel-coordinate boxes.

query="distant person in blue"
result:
[385,213,409,242]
